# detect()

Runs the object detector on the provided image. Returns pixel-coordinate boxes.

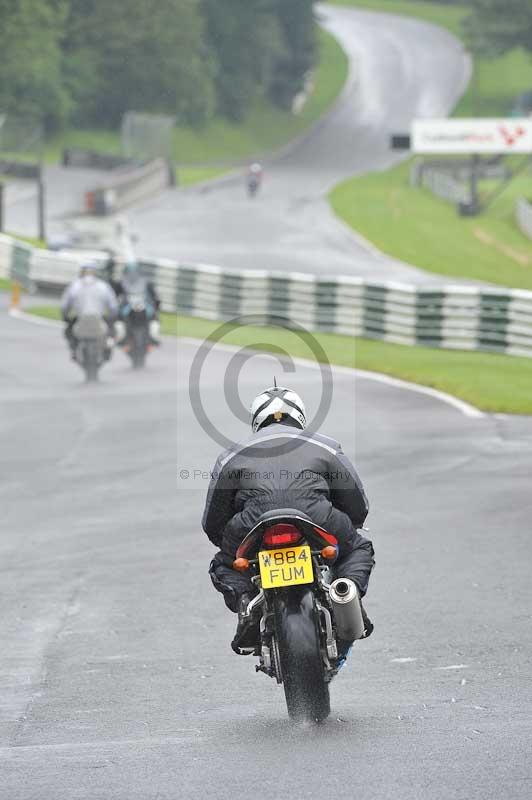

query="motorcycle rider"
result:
[246,162,263,197]
[202,384,375,661]
[61,262,118,360]
[114,261,161,346]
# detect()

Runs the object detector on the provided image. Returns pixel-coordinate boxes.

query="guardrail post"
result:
[38,165,46,242]
[0,181,4,232]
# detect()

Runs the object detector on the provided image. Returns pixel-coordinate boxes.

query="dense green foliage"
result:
[0,0,317,131]
[0,0,69,129]
[63,0,215,128]
[44,27,347,165]
[465,0,532,57]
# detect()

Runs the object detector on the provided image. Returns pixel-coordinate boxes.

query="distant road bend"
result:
[127,3,471,283]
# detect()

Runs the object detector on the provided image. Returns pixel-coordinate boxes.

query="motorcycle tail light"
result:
[314,526,338,546]
[263,524,302,547]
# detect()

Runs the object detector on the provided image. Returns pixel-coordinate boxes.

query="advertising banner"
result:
[412,119,532,154]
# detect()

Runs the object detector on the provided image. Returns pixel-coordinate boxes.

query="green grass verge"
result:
[5,233,47,249]
[456,49,532,118]
[331,0,532,118]
[330,159,532,290]
[25,306,532,414]
[331,0,467,38]
[176,166,230,187]
[0,278,12,291]
[44,29,348,171]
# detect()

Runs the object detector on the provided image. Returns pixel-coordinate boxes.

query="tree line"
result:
[0,0,530,136]
[0,0,316,132]
[465,0,532,58]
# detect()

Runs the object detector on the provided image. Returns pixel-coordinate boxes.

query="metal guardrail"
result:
[2,234,532,358]
[516,197,532,240]
[61,148,174,216]
[410,158,510,208]
[85,158,174,216]
[410,161,470,205]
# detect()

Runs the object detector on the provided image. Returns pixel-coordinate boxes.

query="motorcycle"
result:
[247,174,260,198]
[232,509,366,722]
[72,314,109,383]
[118,292,155,370]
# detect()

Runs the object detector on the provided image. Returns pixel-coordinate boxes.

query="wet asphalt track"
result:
[2,6,532,800]
[1,310,532,799]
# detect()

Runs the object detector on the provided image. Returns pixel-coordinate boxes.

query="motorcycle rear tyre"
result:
[130,327,147,369]
[83,341,100,383]
[274,589,330,722]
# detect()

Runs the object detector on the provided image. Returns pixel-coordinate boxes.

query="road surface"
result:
[1,308,531,798]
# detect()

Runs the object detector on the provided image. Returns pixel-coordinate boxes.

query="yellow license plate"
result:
[258,545,313,589]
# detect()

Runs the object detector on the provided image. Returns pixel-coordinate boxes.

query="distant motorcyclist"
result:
[114,262,161,346]
[202,384,375,661]
[246,162,263,197]
[61,263,118,360]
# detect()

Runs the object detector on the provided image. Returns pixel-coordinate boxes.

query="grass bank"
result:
[26,305,532,414]
[330,159,532,290]
[45,29,348,170]
[331,0,466,38]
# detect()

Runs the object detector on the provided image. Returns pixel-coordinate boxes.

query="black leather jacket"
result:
[202,422,369,559]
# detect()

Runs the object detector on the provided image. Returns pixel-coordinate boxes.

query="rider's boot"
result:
[231,594,261,656]
[115,320,127,347]
[149,319,161,346]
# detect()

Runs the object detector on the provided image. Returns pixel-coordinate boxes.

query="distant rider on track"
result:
[246,162,263,197]
[61,263,118,360]
[202,383,375,662]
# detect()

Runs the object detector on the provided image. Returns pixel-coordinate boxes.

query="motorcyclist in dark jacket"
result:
[202,383,375,656]
[114,261,161,346]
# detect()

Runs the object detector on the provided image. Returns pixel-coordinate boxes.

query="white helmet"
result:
[251,381,306,433]
[80,261,98,277]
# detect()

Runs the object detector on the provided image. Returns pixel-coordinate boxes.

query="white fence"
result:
[516,197,532,240]
[2,233,532,358]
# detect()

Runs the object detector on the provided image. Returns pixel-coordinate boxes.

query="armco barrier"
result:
[0,234,109,291]
[2,234,532,358]
[86,158,173,215]
[0,160,40,180]
[516,197,532,241]
[62,148,132,170]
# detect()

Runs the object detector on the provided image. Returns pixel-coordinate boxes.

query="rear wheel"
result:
[83,341,100,382]
[130,326,147,369]
[274,589,330,722]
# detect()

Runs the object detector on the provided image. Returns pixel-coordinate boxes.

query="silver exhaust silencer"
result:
[329,578,365,641]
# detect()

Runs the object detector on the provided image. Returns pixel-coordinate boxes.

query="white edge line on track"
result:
[8,313,485,419]
[178,336,485,420]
